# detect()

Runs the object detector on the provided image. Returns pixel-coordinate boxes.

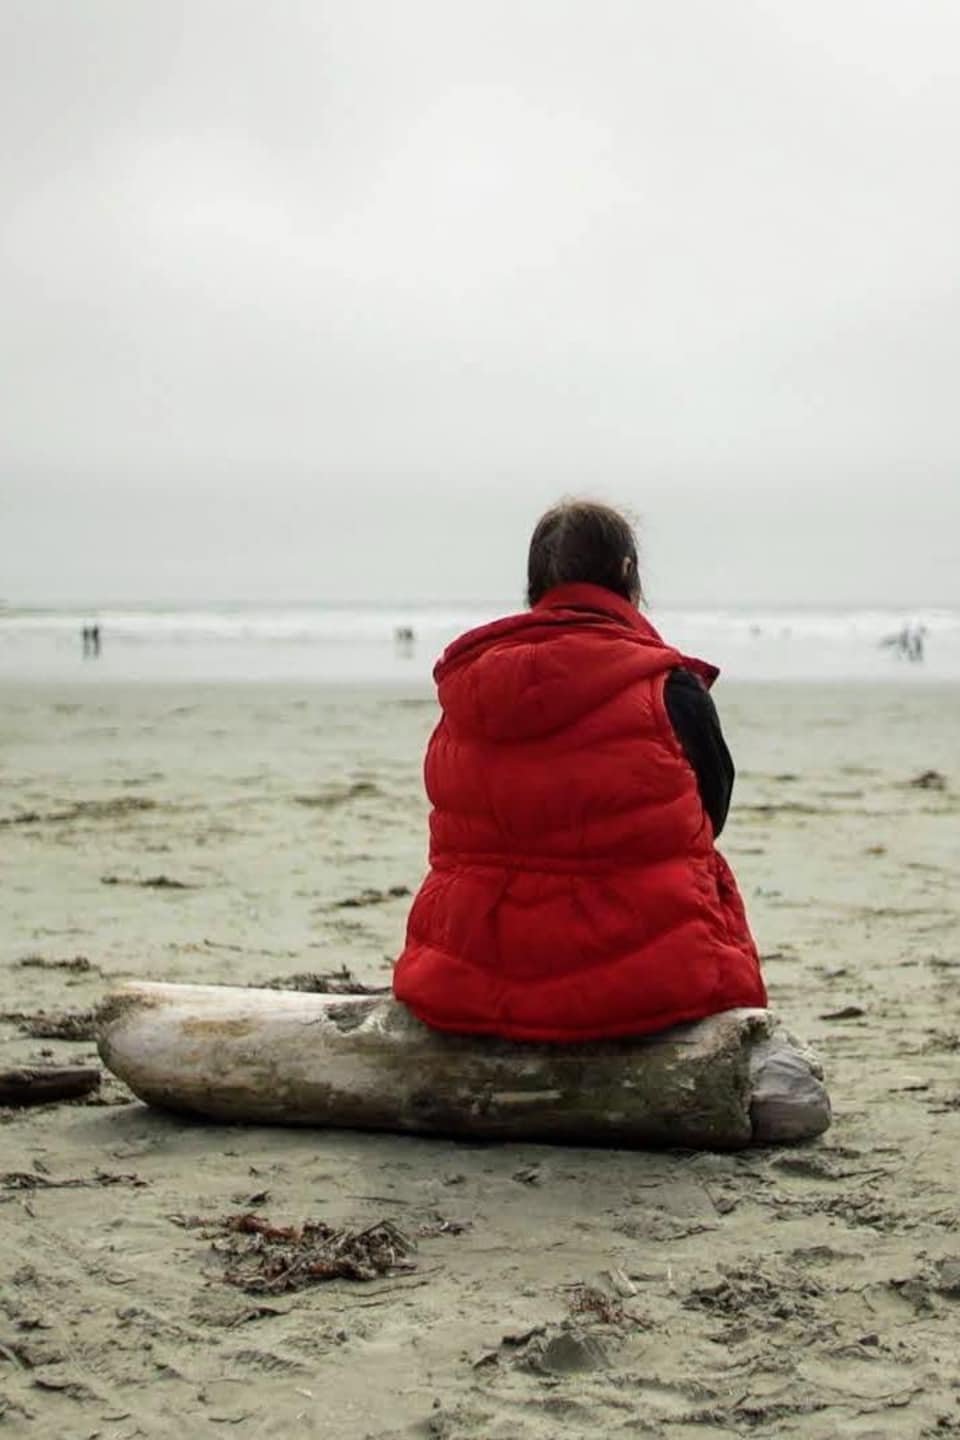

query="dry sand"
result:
[1,679,959,1439]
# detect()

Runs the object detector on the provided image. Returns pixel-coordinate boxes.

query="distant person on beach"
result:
[394,500,766,1041]
[82,624,102,658]
[394,624,415,657]
[884,622,926,663]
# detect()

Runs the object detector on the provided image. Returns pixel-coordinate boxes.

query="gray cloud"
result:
[2,0,959,604]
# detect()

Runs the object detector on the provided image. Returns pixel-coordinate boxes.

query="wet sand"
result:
[1,680,959,1438]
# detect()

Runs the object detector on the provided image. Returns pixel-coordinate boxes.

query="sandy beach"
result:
[2,678,959,1439]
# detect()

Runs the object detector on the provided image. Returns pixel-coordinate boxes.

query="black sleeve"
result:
[664,668,735,837]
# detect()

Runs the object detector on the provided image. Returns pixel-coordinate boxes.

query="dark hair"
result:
[526,500,641,607]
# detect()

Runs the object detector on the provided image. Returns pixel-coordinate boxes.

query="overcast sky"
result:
[2,0,958,607]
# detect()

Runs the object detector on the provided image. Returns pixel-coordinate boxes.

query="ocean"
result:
[1,602,958,684]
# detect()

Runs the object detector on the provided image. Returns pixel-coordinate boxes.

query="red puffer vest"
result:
[393,583,766,1042]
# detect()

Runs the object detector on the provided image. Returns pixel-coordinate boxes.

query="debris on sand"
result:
[1,1170,145,1191]
[739,801,822,817]
[293,781,380,809]
[261,965,389,996]
[415,1214,470,1239]
[819,1005,867,1021]
[14,955,96,973]
[171,1213,416,1293]
[511,1164,543,1186]
[332,885,411,910]
[0,1009,98,1041]
[101,874,195,889]
[0,797,156,826]
[906,770,948,792]
[566,1284,627,1325]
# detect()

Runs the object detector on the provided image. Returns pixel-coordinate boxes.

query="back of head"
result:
[526,500,641,608]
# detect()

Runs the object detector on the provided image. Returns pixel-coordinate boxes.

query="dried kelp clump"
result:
[261,964,389,996]
[175,1213,416,1293]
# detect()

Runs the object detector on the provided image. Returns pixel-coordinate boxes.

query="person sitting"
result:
[393,500,767,1042]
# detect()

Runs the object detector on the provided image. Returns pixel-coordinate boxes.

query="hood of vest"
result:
[434,583,719,744]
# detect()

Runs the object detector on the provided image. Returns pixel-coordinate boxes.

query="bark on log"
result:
[96,983,830,1149]
[0,1065,101,1106]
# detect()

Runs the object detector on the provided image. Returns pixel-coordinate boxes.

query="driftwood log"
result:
[96,983,830,1149]
[0,1065,101,1107]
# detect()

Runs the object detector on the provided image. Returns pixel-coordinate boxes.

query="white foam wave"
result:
[1,603,958,682]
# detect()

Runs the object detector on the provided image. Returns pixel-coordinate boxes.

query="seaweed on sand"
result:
[0,1009,98,1041]
[172,1213,416,1294]
[260,964,389,995]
